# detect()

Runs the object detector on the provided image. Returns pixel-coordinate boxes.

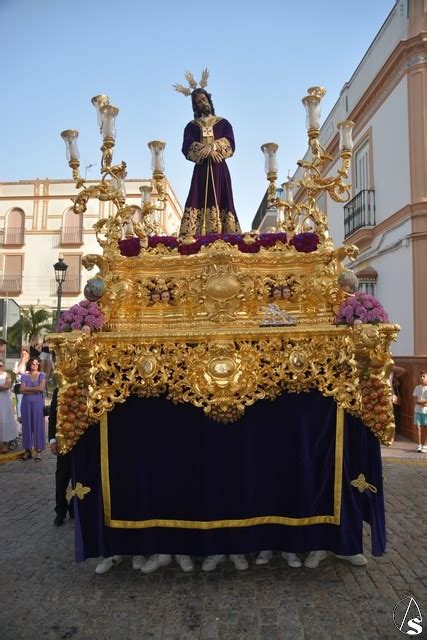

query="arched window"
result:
[5,208,25,245]
[61,208,82,245]
[357,266,377,296]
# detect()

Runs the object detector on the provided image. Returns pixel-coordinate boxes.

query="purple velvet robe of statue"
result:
[179,117,241,236]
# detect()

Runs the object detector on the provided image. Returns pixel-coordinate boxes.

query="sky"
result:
[1,0,395,231]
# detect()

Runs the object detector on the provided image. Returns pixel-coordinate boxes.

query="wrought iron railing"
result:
[50,276,81,295]
[3,227,24,245]
[61,227,83,245]
[344,189,375,238]
[0,276,22,293]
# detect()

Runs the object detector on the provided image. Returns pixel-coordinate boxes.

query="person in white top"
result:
[0,359,18,453]
[13,347,30,423]
[413,370,427,453]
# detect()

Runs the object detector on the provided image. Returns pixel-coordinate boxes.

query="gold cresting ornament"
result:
[51,87,400,454]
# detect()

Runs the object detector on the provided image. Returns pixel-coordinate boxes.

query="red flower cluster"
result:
[119,232,319,258]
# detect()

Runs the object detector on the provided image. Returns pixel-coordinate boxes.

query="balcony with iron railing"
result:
[344,189,375,238]
[50,276,81,296]
[61,226,83,245]
[2,227,25,245]
[0,275,22,294]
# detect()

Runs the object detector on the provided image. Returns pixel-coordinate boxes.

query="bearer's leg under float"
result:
[304,550,367,568]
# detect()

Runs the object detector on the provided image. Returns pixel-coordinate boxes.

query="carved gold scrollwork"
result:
[50,324,398,452]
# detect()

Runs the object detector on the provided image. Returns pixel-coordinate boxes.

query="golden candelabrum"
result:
[261,86,355,244]
[60,96,167,253]
[51,88,399,455]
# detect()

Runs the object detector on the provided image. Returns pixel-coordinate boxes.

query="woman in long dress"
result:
[0,359,18,453]
[13,347,30,424]
[20,358,46,461]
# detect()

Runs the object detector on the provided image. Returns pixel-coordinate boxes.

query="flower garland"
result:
[119,232,320,257]
[336,291,389,325]
[289,232,320,253]
[57,300,105,332]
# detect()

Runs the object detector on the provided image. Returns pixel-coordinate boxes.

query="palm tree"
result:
[7,305,52,347]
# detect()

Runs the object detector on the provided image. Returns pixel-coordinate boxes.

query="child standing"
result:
[413,370,427,452]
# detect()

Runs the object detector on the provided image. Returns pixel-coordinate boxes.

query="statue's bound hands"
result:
[198,144,211,160]
[210,149,223,163]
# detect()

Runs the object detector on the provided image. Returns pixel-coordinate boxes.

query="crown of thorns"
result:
[173,69,209,97]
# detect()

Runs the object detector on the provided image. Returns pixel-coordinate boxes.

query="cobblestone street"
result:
[1,454,426,640]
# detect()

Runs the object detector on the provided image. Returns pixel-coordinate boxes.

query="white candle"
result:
[148,141,166,173]
[337,120,355,151]
[61,130,80,162]
[261,143,279,174]
[100,105,119,140]
[302,95,321,130]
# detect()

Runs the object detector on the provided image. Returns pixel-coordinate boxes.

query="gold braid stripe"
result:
[100,408,344,529]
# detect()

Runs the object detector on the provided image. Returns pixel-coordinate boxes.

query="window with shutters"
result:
[0,254,23,293]
[61,254,81,294]
[4,209,25,245]
[344,137,375,237]
[61,208,82,245]
[354,141,370,193]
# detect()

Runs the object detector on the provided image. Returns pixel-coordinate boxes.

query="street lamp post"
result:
[53,257,68,329]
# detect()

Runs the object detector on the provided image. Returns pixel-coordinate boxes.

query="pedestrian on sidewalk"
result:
[13,347,30,425]
[20,358,46,461]
[0,359,18,453]
[413,370,427,453]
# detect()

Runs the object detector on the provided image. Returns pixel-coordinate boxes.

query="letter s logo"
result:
[393,597,423,635]
[406,617,422,635]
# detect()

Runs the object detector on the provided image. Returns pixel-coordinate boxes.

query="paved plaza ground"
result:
[1,444,426,640]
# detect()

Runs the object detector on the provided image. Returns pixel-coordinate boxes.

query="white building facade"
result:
[254,1,426,359]
[0,177,182,311]
[291,0,427,360]
[252,1,426,439]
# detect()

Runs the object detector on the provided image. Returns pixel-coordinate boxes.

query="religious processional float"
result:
[50,83,399,459]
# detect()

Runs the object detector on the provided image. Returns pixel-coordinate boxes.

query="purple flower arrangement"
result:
[289,232,320,253]
[118,237,142,256]
[57,300,105,332]
[118,232,315,257]
[336,291,389,325]
[148,235,179,251]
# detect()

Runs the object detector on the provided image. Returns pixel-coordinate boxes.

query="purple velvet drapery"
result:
[72,391,385,561]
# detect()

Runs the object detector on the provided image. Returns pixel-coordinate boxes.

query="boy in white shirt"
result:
[413,370,427,453]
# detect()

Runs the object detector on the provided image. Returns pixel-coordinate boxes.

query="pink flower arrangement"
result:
[57,300,105,332]
[336,291,389,325]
